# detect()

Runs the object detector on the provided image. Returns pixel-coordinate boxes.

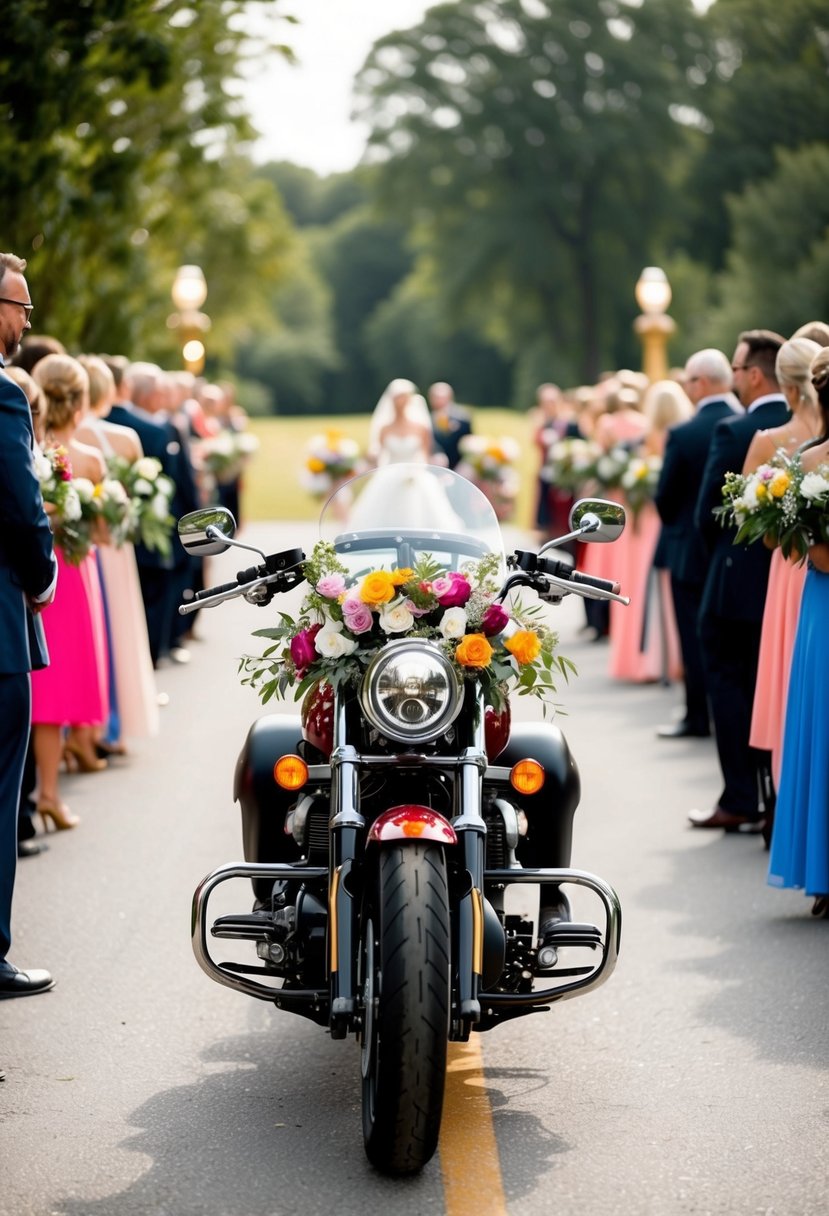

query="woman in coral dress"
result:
[744,338,822,791]
[30,355,110,831]
[76,355,159,750]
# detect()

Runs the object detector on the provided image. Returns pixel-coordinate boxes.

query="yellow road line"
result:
[440,1037,508,1216]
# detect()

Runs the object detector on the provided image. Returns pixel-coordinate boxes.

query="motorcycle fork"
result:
[328,700,363,1040]
[451,710,489,1040]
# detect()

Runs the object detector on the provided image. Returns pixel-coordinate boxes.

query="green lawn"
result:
[242,409,539,528]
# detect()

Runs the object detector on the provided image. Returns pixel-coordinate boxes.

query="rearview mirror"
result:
[177,506,237,556]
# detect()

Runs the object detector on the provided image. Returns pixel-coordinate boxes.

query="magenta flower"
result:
[341,597,374,634]
[434,572,471,608]
[290,624,322,673]
[316,574,346,599]
[481,602,510,636]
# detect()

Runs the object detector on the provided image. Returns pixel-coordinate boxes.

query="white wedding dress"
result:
[346,434,463,532]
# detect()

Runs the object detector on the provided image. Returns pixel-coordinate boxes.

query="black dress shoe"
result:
[0,966,55,999]
[657,721,711,739]
[17,839,42,858]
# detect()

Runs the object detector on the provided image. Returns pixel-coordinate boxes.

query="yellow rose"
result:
[390,567,414,587]
[455,633,494,669]
[359,570,396,605]
[756,483,768,500]
[307,456,326,473]
[504,630,542,665]
[769,472,790,499]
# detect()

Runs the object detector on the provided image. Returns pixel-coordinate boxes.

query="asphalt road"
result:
[1,521,827,1216]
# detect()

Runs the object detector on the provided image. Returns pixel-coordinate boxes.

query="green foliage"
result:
[355,0,708,384]
[1,0,294,357]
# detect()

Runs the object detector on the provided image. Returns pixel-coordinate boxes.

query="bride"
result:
[348,379,463,532]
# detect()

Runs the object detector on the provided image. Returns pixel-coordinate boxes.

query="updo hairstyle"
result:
[77,353,116,411]
[776,338,820,405]
[32,353,89,433]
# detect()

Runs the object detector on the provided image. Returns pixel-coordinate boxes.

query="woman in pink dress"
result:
[745,337,822,789]
[30,355,110,831]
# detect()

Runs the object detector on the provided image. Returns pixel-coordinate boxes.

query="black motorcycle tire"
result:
[361,843,451,1175]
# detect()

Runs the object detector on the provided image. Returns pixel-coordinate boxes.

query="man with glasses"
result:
[0,251,57,1012]
[689,330,788,833]
[654,348,738,740]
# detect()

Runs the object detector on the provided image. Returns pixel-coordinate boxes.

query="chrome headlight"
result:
[360,639,463,744]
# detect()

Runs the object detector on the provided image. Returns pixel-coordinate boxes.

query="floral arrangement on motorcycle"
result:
[455,435,521,521]
[715,450,829,561]
[240,541,574,714]
[300,430,365,500]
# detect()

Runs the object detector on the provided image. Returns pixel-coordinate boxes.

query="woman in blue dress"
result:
[768,347,829,916]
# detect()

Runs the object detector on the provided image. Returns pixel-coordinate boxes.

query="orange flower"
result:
[504,630,541,665]
[307,456,326,473]
[359,570,396,605]
[390,567,414,586]
[455,633,494,669]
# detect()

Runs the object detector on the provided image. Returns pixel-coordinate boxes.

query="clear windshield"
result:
[320,463,506,580]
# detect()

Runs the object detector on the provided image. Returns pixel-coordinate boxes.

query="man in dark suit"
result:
[0,251,57,1000]
[654,349,738,739]
[428,381,472,469]
[689,330,789,831]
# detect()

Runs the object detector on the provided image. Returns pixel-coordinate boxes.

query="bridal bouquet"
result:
[590,444,632,493]
[715,451,829,561]
[35,446,98,565]
[619,453,662,517]
[106,455,176,557]
[240,541,574,714]
[455,435,521,521]
[199,429,260,484]
[301,430,365,499]
[542,436,601,493]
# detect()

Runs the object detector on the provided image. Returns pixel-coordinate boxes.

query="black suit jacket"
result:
[432,406,472,470]
[655,398,737,585]
[694,397,790,623]
[0,367,56,674]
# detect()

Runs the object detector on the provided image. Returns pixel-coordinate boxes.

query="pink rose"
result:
[316,574,346,599]
[481,602,510,636]
[341,596,374,634]
[290,624,322,673]
[434,572,471,608]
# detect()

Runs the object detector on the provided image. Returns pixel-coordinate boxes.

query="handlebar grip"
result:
[194,579,240,601]
[568,570,621,595]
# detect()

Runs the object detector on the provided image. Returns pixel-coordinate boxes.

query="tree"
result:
[355,0,709,385]
[1,1,295,357]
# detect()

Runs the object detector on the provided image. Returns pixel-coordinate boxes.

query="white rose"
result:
[315,623,358,658]
[438,607,468,639]
[379,599,415,634]
[151,494,170,521]
[63,485,82,522]
[236,433,260,454]
[800,471,829,501]
[133,477,154,497]
[102,478,129,504]
[133,457,162,481]
[72,477,96,503]
[34,451,53,482]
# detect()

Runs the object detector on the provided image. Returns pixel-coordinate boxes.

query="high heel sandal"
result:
[37,797,81,832]
[63,738,107,773]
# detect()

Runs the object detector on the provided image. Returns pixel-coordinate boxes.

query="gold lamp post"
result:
[633,266,675,384]
[168,264,211,374]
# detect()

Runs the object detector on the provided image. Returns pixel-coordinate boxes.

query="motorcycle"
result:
[178,465,628,1175]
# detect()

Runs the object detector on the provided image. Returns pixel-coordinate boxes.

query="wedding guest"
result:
[791,320,829,346]
[11,333,65,375]
[77,355,159,754]
[654,349,738,738]
[689,330,788,832]
[31,354,111,825]
[743,337,822,836]
[768,346,829,915]
[427,381,472,470]
[532,382,580,543]
[0,251,57,1001]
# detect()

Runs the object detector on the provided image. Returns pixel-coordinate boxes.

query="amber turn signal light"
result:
[510,759,545,795]
[273,754,309,791]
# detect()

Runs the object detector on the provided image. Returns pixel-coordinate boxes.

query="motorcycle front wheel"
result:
[361,843,451,1174]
